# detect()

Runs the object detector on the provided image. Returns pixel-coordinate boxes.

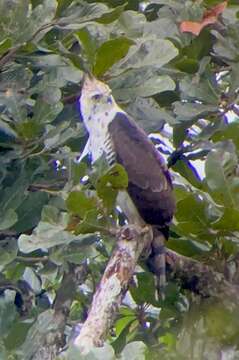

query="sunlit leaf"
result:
[93,37,134,76]
[66,191,98,217]
[205,144,239,208]
[97,164,128,210]
[114,38,178,73]
[18,220,94,253]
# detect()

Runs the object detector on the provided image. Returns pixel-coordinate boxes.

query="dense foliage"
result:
[0,0,239,358]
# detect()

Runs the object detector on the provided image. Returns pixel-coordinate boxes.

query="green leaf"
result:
[13,192,48,233]
[0,38,12,56]
[115,38,178,72]
[173,102,218,123]
[4,320,31,351]
[97,4,127,24]
[50,238,97,264]
[93,37,134,77]
[171,158,202,189]
[175,194,210,235]
[0,1,28,44]
[57,3,113,29]
[212,208,239,232]
[0,209,18,230]
[74,209,107,234]
[16,120,43,140]
[144,17,179,40]
[179,77,219,105]
[0,238,18,270]
[212,121,239,150]
[175,57,199,73]
[126,97,176,131]
[0,117,18,138]
[205,304,239,343]
[167,238,211,257]
[65,343,115,360]
[0,66,32,122]
[18,220,93,253]
[0,293,17,337]
[120,341,146,360]
[0,170,29,213]
[32,98,63,124]
[117,11,146,38]
[56,0,74,16]
[115,315,136,337]
[174,184,191,202]
[205,144,239,208]
[212,28,239,62]
[41,205,61,224]
[43,124,80,150]
[97,164,128,210]
[0,0,57,44]
[98,164,128,189]
[20,310,56,359]
[23,267,41,294]
[130,272,157,306]
[66,191,97,217]
[43,124,81,151]
[75,27,100,67]
[72,162,88,185]
[112,72,175,101]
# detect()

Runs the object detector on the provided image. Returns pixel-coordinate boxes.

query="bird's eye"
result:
[92,94,102,101]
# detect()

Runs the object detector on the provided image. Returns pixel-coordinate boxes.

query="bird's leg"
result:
[146,230,166,300]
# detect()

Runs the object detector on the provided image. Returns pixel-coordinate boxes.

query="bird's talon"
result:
[117,225,141,241]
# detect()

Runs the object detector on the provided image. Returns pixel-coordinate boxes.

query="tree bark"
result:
[74,246,239,355]
[166,249,239,305]
[74,224,153,354]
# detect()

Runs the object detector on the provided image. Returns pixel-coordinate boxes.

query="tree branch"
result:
[166,249,239,304]
[0,45,22,68]
[0,22,55,70]
[71,192,239,354]
[74,191,153,354]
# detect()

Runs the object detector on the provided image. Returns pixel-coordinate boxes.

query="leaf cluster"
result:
[0,0,239,358]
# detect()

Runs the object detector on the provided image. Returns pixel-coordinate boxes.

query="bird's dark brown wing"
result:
[108,112,175,227]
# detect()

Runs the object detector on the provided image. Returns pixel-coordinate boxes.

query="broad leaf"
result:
[93,37,134,76]
[113,38,178,73]
[18,219,94,253]
[66,191,98,217]
[120,341,146,360]
[205,144,239,208]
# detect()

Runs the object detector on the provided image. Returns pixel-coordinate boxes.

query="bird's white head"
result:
[80,75,120,133]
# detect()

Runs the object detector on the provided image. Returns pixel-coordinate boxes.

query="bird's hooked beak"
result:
[82,73,98,93]
[81,73,111,98]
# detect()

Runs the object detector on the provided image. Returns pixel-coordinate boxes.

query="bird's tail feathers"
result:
[146,227,168,300]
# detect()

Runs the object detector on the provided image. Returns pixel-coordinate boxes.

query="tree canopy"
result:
[0,0,239,359]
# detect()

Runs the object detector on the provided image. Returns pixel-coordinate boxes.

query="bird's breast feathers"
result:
[80,75,175,225]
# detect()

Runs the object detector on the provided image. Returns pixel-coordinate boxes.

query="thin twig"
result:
[0,21,56,69]
[0,45,22,68]
[16,256,49,263]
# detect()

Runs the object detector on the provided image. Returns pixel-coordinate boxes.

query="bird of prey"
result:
[79,74,175,289]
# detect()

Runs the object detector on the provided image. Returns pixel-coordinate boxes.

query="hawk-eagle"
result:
[79,74,175,288]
